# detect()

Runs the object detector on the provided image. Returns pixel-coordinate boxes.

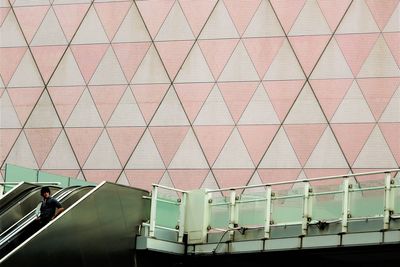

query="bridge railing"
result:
[144,169,400,244]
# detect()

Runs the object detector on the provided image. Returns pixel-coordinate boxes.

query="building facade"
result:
[0,0,399,192]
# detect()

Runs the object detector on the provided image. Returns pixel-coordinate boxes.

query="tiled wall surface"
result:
[0,0,399,192]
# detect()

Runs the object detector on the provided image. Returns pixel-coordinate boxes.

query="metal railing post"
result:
[229,190,237,239]
[341,177,350,233]
[384,172,393,230]
[178,192,187,242]
[264,186,272,239]
[149,185,158,238]
[302,182,311,236]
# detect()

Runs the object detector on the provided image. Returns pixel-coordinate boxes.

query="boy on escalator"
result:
[37,187,64,226]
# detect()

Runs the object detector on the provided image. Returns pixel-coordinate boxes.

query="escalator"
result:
[0,182,150,267]
[0,183,61,233]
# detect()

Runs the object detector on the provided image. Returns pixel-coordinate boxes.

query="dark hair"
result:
[40,186,50,196]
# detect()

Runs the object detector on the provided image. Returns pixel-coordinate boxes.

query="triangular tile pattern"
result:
[1,1,399,190]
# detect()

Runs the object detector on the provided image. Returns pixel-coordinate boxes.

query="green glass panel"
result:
[350,189,384,217]
[4,164,37,192]
[394,185,400,214]
[271,197,303,224]
[69,178,96,187]
[38,171,69,188]
[156,198,180,229]
[209,197,229,229]
[237,196,266,226]
[311,193,343,221]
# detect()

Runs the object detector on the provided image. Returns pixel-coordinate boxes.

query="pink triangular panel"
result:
[13,6,49,43]
[238,125,280,165]
[132,84,169,123]
[198,39,239,79]
[8,87,43,125]
[179,0,217,36]
[218,82,258,122]
[25,128,61,168]
[70,44,109,83]
[213,169,253,190]
[168,169,209,190]
[351,169,390,186]
[243,37,284,79]
[384,33,400,67]
[304,168,350,186]
[89,85,127,124]
[331,123,375,165]
[0,47,27,86]
[223,0,261,36]
[83,170,120,183]
[31,45,67,83]
[94,1,132,40]
[336,33,379,76]
[317,0,352,31]
[65,127,103,166]
[53,4,90,41]
[358,78,400,120]
[112,42,151,81]
[379,123,400,165]
[155,41,194,79]
[284,124,327,166]
[366,0,399,30]
[174,83,214,122]
[263,80,305,122]
[107,127,145,166]
[310,79,353,120]
[149,126,190,166]
[0,129,20,163]
[257,168,302,190]
[125,170,165,191]
[194,126,234,165]
[0,8,10,27]
[289,35,331,76]
[270,0,306,33]
[136,0,175,38]
[48,86,85,125]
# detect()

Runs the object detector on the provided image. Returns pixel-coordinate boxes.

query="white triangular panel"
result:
[264,39,305,80]
[31,8,67,46]
[0,91,21,128]
[113,4,151,42]
[0,12,26,47]
[71,6,109,44]
[13,0,49,6]
[42,130,80,169]
[305,127,348,168]
[174,43,214,83]
[199,0,239,39]
[8,51,43,88]
[194,85,234,125]
[150,88,189,126]
[201,171,222,197]
[116,171,130,186]
[89,46,127,85]
[284,83,327,124]
[243,0,284,38]
[242,172,265,194]
[310,38,353,79]
[336,0,380,34]
[155,1,194,41]
[384,3,400,32]
[353,125,397,168]
[5,132,38,169]
[169,129,208,168]
[83,130,122,169]
[65,89,103,127]
[76,171,85,181]
[131,45,170,84]
[358,35,400,78]
[48,48,86,86]
[25,91,61,128]
[107,87,146,127]
[259,127,301,168]
[289,0,331,35]
[331,81,375,123]
[380,87,400,122]
[213,128,254,168]
[239,83,280,124]
[125,129,165,169]
[218,41,259,82]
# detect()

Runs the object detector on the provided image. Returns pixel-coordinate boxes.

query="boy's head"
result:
[40,186,51,197]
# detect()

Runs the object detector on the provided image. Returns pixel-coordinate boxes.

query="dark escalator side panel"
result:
[0,182,150,267]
